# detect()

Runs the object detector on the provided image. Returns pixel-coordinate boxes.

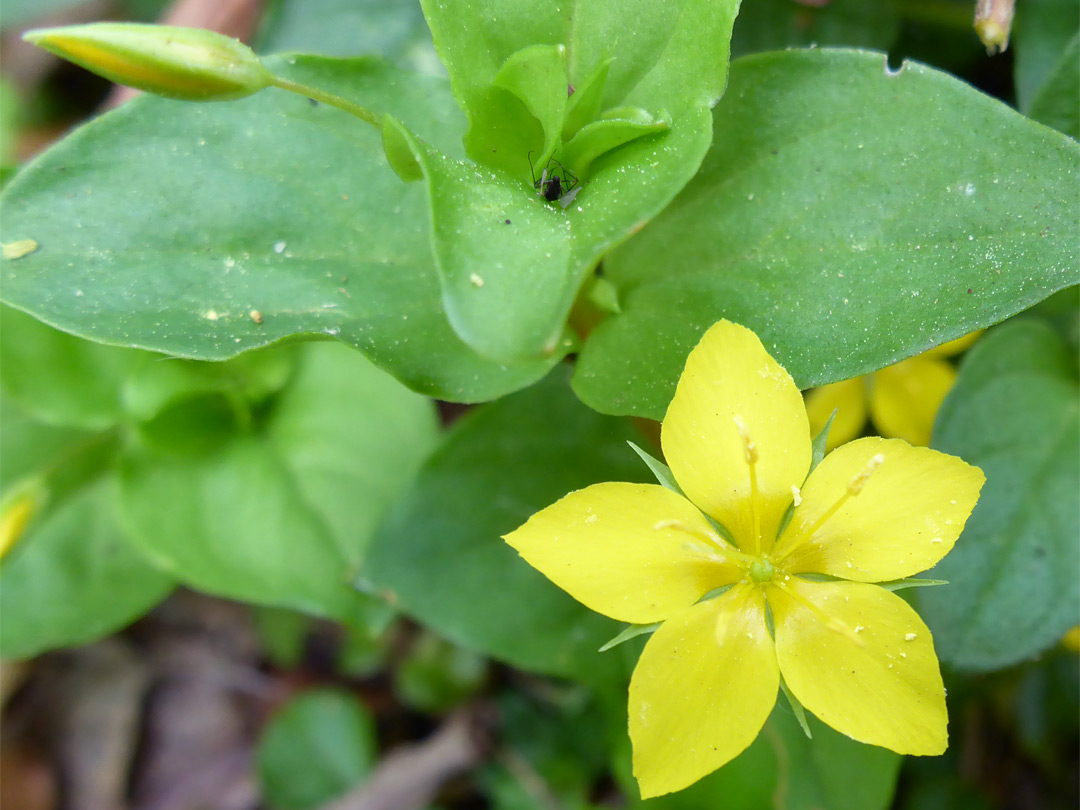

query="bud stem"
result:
[269,75,382,131]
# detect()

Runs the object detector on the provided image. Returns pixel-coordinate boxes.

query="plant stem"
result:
[269,75,382,130]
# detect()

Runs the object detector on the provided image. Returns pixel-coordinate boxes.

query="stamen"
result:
[847,453,885,495]
[773,579,865,648]
[733,415,758,464]
[733,415,762,554]
[653,519,758,566]
[801,453,886,540]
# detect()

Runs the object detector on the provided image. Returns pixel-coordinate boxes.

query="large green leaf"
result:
[574,49,1080,419]
[0,55,557,403]
[116,342,437,625]
[917,319,1079,671]
[395,0,739,362]
[0,397,173,659]
[363,368,649,682]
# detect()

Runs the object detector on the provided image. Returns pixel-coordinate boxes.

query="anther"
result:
[847,453,885,496]
[733,415,758,464]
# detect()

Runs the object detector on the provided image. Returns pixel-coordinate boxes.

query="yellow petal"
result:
[770,579,947,755]
[921,330,982,359]
[662,320,811,554]
[630,584,779,798]
[870,357,956,446]
[774,437,984,581]
[804,377,868,451]
[503,482,741,624]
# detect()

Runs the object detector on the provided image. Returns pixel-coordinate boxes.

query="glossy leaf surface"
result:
[574,49,1080,418]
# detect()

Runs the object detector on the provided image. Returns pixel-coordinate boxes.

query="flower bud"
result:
[23,23,274,101]
[974,0,1015,55]
[0,481,46,560]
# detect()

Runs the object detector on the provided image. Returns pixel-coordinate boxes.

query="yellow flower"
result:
[805,332,981,451]
[504,321,984,798]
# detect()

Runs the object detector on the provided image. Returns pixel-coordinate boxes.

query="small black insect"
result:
[529,152,581,208]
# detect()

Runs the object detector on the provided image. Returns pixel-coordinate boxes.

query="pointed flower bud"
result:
[23,23,274,101]
[1,480,47,560]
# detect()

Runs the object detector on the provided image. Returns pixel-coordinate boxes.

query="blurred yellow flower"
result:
[805,333,981,451]
[504,321,984,798]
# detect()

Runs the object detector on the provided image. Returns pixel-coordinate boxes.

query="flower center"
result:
[748,558,775,583]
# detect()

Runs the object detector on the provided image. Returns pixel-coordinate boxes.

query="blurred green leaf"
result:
[1028,33,1079,139]
[919,319,1079,670]
[730,0,899,58]
[0,397,173,659]
[1,305,142,429]
[395,633,487,712]
[0,55,558,403]
[117,342,437,625]
[574,49,1080,418]
[364,368,648,682]
[256,688,377,810]
[618,706,900,809]
[1014,0,1080,114]
[253,606,310,668]
[258,0,437,74]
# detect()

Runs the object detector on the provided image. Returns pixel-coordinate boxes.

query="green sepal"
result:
[780,676,813,740]
[877,577,949,592]
[809,408,838,475]
[627,440,683,495]
[599,621,661,652]
[774,409,838,542]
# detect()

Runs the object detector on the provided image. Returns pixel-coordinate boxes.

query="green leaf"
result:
[616,705,900,809]
[0,55,557,403]
[256,688,377,810]
[1,305,142,429]
[917,319,1079,670]
[382,116,575,363]
[116,342,437,624]
[0,398,173,658]
[256,0,436,72]
[730,0,899,58]
[1028,33,1080,140]
[364,368,649,683]
[561,107,669,178]
[490,43,569,168]
[266,341,439,566]
[1014,0,1080,114]
[394,634,488,712]
[574,49,1080,419]
[406,1,739,362]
